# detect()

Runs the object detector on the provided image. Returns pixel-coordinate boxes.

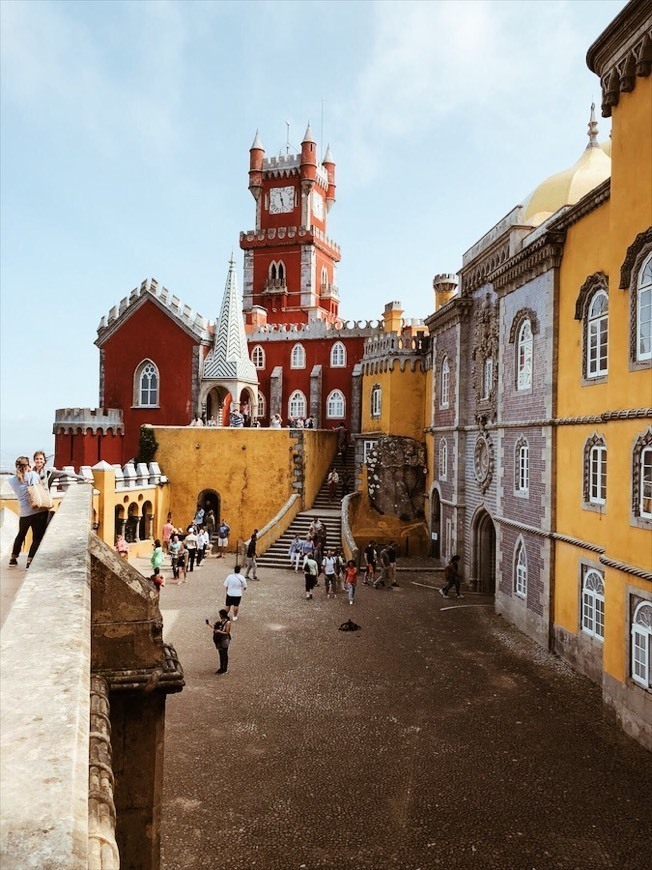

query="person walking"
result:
[162,516,175,554]
[207,609,231,674]
[7,456,50,569]
[327,468,340,502]
[374,545,391,589]
[184,526,198,572]
[363,541,377,585]
[244,530,259,580]
[196,527,209,566]
[176,543,188,584]
[169,534,181,580]
[298,534,315,571]
[322,549,338,598]
[224,565,247,620]
[151,539,164,573]
[217,519,230,558]
[388,540,399,587]
[440,554,463,599]
[303,553,319,600]
[288,534,302,570]
[115,534,130,560]
[344,560,358,605]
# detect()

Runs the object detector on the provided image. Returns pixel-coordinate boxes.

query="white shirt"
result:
[224,573,247,596]
[322,556,337,575]
[185,532,198,551]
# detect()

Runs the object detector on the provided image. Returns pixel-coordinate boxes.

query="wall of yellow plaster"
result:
[302,430,338,508]
[360,365,427,441]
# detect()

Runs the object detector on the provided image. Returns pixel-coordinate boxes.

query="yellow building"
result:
[553,2,652,747]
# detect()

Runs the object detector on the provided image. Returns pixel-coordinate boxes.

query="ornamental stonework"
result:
[473,433,495,493]
[366,436,426,521]
[472,294,499,424]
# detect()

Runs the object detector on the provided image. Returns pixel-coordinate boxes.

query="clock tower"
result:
[240,125,340,325]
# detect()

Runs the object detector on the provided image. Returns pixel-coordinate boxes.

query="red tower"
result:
[240,126,340,325]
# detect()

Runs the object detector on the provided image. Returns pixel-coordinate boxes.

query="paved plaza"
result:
[149,554,651,870]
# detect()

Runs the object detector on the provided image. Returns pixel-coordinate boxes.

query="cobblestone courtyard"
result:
[155,556,651,870]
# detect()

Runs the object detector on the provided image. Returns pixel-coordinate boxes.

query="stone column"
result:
[309,365,322,427]
[350,364,363,434]
[270,366,283,418]
[92,461,117,547]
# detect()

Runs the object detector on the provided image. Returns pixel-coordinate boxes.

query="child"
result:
[344,560,358,605]
[150,567,165,594]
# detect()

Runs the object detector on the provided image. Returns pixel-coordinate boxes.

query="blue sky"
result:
[0,0,626,467]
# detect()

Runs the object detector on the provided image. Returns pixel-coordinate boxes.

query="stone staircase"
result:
[256,450,355,570]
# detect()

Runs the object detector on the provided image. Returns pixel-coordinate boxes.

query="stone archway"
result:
[473,509,496,594]
[205,387,231,426]
[430,488,441,559]
[198,488,220,522]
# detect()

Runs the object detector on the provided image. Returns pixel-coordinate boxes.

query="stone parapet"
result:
[54,407,125,435]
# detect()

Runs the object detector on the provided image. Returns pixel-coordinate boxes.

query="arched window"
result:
[321,266,328,289]
[290,343,306,369]
[257,392,266,418]
[514,542,527,598]
[134,360,159,407]
[587,289,609,378]
[288,390,307,419]
[636,252,652,362]
[440,357,450,408]
[515,438,529,494]
[586,439,607,506]
[439,438,448,481]
[330,341,346,367]
[640,445,652,518]
[517,319,533,390]
[631,601,652,688]
[252,345,265,369]
[326,389,345,418]
[371,384,382,418]
[482,357,493,399]
[269,260,286,283]
[581,568,605,640]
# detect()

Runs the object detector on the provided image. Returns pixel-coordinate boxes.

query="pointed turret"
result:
[586,103,599,149]
[300,121,317,187]
[323,143,336,211]
[249,130,265,201]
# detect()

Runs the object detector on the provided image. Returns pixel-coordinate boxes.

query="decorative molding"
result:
[551,532,606,554]
[98,643,185,693]
[473,432,494,493]
[548,179,611,233]
[88,674,119,869]
[424,297,473,336]
[508,308,540,344]
[583,432,606,504]
[491,232,565,296]
[574,271,609,320]
[599,555,652,583]
[493,514,550,539]
[632,427,652,517]
[471,295,499,422]
[620,228,652,365]
[427,408,652,433]
[619,227,652,289]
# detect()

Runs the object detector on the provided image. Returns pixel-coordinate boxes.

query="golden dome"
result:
[522,105,611,226]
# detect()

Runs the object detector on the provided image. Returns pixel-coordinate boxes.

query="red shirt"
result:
[345,566,357,585]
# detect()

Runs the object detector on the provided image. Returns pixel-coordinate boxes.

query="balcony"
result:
[263,278,288,295]
[321,282,339,301]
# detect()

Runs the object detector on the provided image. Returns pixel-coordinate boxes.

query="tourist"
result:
[169,534,181,580]
[33,450,84,492]
[363,540,377,585]
[309,517,326,552]
[205,509,216,539]
[322,549,338,598]
[184,525,198,572]
[288,534,303,569]
[115,534,129,559]
[336,423,350,460]
[151,539,164,573]
[162,515,175,553]
[344,559,358,605]
[176,543,188,584]
[224,565,247,621]
[298,534,315,571]
[150,567,165,594]
[229,408,245,427]
[270,413,282,429]
[327,467,340,502]
[244,529,259,580]
[194,504,205,527]
[7,456,49,570]
[197,527,209,566]
[305,416,314,429]
[303,552,319,600]
[440,555,463,599]
[374,544,392,589]
[341,471,353,499]
[217,519,230,558]
[388,540,399,587]
[207,609,231,674]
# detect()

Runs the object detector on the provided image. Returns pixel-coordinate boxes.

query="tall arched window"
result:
[515,438,529,494]
[321,266,328,289]
[514,542,527,597]
[134,360,159,407]
[589,441,607,505]
[269,260,286,283]
[326,389,345,418]
[631,601,652,688]
[482,357,493,399]
[257,392,266,418]
[330,341,346,367]
[440,357,450,408]
[581,568,605,640]
[290,343,306,369]
[517,320,533,390]
[252,345,265,369]
[371,384,382,418]
[587,289,609,378]
[288,390,307,419]
[636,252,652,362]
[640,445,652,518]
[439,438,448,481]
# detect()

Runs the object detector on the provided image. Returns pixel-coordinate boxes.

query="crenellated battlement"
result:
[363,333,429,361]
[247,317,383,341]
[53,408,125,435]
[96,278,214,343]
[240,226,340,255]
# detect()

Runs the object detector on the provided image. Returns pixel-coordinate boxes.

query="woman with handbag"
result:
[7,456,50,569]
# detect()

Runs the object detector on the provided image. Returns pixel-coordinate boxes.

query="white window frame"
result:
[482,357,493,399]
[641,446,652,518]
[363,440,378,465]
[288,390,307,419]
[326,389,345,419]
[330,341,346,368]
[581,568,605,640]
[371,384,382,418]
[257,392,266,418]
[252,345,265,369]
[515,440,529,495]
[269,260,286,282]
[134,360,159,407]
[517,319,533,390]
[637,253,652,362]
[589,444,607,505]
[290,343,306,369]
[631,601,652,688]
[514,542,527,598]
[439,438,448,481]
[440,357,450,408]
[587,289,609,378]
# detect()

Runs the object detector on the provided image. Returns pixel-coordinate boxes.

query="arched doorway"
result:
[198,488,220,522]
[114,505,125,541]
[430,488,441,559]
[206,387,231,426]
[474,509,496,594]
[139,500,153,540]
[125,502,140,543]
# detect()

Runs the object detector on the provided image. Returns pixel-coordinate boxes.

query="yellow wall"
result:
[302,429,338,508]
[361,363,427,441]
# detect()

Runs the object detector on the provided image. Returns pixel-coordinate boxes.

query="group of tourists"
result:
[146,507,231,588]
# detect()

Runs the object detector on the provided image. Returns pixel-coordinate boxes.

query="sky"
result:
[0,0,627,468]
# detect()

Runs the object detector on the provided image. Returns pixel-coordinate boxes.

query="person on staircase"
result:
[288,534,303,570]
[327,468,340,503]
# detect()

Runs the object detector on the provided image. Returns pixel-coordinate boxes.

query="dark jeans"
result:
[187,549,196,571]
[442,574,460,596]
[196,547,205,566]
[217,646,229,672]
[304,572,317,593]
[12,512,49,560]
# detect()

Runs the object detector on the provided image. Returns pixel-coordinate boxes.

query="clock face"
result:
[312,190,324,220]
[269,186,295,214]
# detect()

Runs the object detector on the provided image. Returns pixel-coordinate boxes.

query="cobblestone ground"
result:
[151,554,652,870]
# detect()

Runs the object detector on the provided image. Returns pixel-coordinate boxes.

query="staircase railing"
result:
[341,492,361,565]
[253,493,301,557]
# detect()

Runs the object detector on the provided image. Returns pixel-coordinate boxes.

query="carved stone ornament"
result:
[471,293,499,422]
[473,433,494,493]
[366,436,426,521]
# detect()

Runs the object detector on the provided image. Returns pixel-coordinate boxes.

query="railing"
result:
[247,493,301,558]
[363,334,429,360]
[320,282,339,300]
[341,491,361,565]
[263,278,288,294]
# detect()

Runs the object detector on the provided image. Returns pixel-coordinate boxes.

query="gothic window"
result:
[631,601,652,688]
[482,357,493,399]
[517,320,533,390]
[439,438,448,481]
[288,390,307,419]
[581,568,605,640]
[257,392,266,418]
[583,435,606,507]
[321,266,328,290]
[251,345,265,369]
[269,260,286,283]
[632,429,652,519]
[371,384,382,418]
[636,253,652,362]
[134,360,159,407]
[326,389,345,419]
[290,343,306,369]
[440,356,450,408]
[515,438,529,495]
[514,541,527,598]
[586,289,609,379]
[330,341,346,367]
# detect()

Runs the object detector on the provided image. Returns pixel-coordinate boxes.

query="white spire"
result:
[323,143,334,163]
[203,258,257,383]
[251,130,264,150]
[587,102,599,149]
[302,122,315,143]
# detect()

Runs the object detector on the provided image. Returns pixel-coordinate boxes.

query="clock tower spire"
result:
[240,124,341,325]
